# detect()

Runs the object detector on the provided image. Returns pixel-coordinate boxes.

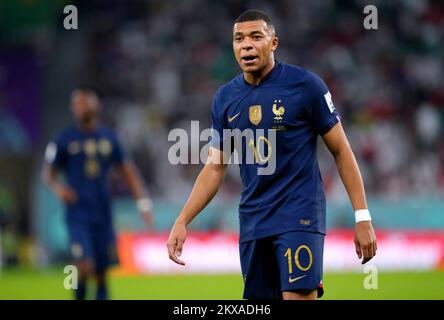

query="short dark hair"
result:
[71,84,101,105]
[73,84,99,96]
[234,9,275,33]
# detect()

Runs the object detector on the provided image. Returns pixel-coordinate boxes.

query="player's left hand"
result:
[167,221,187,266]
[354,221,377,264]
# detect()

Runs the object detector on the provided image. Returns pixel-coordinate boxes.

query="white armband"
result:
[137,198,153,212]
[355,209,372,223]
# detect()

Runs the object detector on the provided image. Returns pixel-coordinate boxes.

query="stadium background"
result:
[0,0,443,299]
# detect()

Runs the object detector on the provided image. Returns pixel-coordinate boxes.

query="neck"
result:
[244,58,275,86]
[78,118,98,132]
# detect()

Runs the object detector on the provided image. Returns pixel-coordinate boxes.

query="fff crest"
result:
[249,105,262,126]
[272,100,285,120]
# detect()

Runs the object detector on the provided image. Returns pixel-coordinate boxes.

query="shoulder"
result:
[283,64,330,99]
[298,67,328,92]
[46,127,75,162]
[98,125,115,136]
[53,126,77,145]
[305,70,327,88]
[214,74,245,104]
[98,126,121,142]
[280,62,324,86]
[280,62,308,78]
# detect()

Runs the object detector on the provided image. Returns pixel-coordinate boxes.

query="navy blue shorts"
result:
[239,230,325,300]
[67,222,118,273]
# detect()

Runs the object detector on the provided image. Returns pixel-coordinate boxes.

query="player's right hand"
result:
[167,221,187,266]
[55,185,78,204]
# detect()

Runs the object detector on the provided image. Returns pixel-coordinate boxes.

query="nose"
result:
[241,38,254,51]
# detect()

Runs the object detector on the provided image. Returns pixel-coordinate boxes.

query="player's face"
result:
[71,91,100,123]
[233,20,278,74]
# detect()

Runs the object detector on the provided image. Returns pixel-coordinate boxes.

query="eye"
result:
[234,36,242,42]
[253,35,263,40]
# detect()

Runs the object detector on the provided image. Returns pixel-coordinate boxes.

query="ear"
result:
[271,36,279,52]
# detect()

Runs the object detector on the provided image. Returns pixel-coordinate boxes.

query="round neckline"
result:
[242,60,281,88]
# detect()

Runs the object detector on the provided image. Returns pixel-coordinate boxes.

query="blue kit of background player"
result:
[43,87,153,300]
[50,125,124,273]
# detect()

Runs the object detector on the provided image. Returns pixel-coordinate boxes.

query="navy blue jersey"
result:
[210,61,340,242]
[45,125,126,224]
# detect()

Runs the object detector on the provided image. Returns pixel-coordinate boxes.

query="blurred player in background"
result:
[167,10,377,300]
[42,86,154,300]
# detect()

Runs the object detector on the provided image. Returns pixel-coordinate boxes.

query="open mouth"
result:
[241,55,258,64]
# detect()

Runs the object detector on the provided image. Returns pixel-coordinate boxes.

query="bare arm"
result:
[167,147,227,265]
[322,122,377,264]
[120,160,148,199]
[322,122,367,210]
[175,148,227,226]
[41,164,77,204]
[119,160,154,226]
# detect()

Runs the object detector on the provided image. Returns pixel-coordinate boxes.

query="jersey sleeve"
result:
[111,132,127,166]
[209,88,227,151]
[306,71,340,135]
[45,135,67,169]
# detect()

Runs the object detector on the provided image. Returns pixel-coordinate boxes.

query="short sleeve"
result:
[209,89,226,151]
[111,133,127,166]
[306,72,340,135]
[45,135,67,169]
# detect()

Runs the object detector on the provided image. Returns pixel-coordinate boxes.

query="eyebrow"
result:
[233,30,264,37]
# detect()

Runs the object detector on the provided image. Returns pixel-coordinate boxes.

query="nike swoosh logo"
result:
[288,275,307,283]
[228,112,240,122]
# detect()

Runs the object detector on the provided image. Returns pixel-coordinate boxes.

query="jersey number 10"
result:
[284,245,313,273]
[248,136,272,164]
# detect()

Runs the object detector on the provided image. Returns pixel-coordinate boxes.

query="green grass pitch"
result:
[0,268,443,299]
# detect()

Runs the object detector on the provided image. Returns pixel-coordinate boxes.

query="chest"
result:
[65,136,114,162]
[225,86,311,131]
